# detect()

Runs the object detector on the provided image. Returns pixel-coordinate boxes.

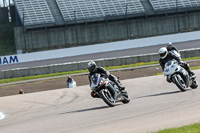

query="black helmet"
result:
[167,42,172,49]
[67,76,72,82]
[87,61,97,73]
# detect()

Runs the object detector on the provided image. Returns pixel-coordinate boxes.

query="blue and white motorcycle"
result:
[163,60,198,91]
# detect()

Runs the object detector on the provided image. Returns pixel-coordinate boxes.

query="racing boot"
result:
[189,71,195,76]
[110,74,125,90]
[188,70,195,79]
[116,83,125,90]
[186,69,195,77]
[183,63,195,76]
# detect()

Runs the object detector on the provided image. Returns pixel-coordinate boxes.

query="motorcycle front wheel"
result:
[99,89,116,107]
[173,75,187,91]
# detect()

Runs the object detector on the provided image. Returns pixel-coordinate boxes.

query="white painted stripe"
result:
[0,112,5,120]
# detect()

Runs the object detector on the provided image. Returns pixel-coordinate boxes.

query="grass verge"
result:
[0,56,200,84]
[154,123,200,133]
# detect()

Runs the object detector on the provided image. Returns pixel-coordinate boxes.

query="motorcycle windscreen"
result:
[164,61,172,74]
[165,60,172,67]
[90,73,102,88]
[164,60,178,75]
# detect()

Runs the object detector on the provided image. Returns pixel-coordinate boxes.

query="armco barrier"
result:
[4,69,30,79]
[29,66,54,76]
[181,49,200,58]
[0,71,5,79]
[0,48,200,79]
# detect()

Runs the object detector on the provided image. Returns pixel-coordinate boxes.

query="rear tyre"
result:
[191,80,198,89]
[122,94,130,104]
[99,89,116,107]
[173,75,187,91]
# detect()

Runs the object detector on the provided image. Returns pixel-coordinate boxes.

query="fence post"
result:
[23,8,27,53]
[176,0,180,33]
[74,10,79,46]
[125,3,129,39]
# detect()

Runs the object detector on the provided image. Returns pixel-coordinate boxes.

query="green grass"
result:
[0,70,88,84]
[191,66,200,70]
[0,56,200,84]
[155,123,200,133]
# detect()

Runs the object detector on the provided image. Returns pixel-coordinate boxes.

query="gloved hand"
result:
[178,61,184,65]
[100,74,108,78]
[104,75,109,79]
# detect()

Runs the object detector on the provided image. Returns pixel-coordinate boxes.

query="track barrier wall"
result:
[1,48,200,79]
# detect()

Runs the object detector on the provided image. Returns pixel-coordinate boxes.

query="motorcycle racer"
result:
[87,61,125,98]
[166,42,179,53]
[159,47,194,79]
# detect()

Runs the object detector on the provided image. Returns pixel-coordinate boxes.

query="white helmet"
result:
[159,47,168,59]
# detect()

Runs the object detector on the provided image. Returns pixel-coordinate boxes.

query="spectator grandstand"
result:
[56,0,145,22]
[13,0,147,28]
[149,0,200,11]
[13,0,200,28]
[12,0,200,53]
[14,0,55,26]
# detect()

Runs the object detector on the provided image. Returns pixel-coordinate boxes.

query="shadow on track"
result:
[135,90,181,99]
[61,105,109,114]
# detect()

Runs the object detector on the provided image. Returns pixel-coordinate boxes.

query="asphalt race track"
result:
[0,70,200,133]
[1,39,200,71]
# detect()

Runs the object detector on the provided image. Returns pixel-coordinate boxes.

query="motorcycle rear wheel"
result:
[122,94,130,104]
[99,89,116,107]
[191,80,198,89]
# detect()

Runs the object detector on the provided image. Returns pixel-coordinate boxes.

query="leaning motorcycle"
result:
[90,73,130,107]
[163,60,198,91]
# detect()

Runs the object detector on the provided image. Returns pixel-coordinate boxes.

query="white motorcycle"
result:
[163,60,198,91]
